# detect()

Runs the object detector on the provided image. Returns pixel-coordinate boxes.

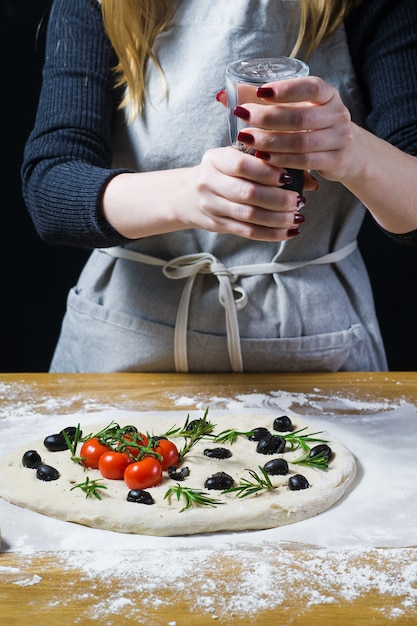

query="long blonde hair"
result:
[101,0,364,120]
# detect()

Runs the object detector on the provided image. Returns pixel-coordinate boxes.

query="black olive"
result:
[204,472,234,490]
[43,433,68,452]
[203,447,232,460]
[288,474,309,491]
[263,458,289,476]
[22,450,42,469]
[127,489,154,505]
[36,464,60,481]
[273,415,293,432]
[310,444,333,462]
[256,435,286,455]
[248,427,271,441]
[168,466,190,481]
[185,419,202,432]
[62,426,79,439]
[122,425,138,434]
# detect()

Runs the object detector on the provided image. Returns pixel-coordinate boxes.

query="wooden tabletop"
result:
[1,372,416,625]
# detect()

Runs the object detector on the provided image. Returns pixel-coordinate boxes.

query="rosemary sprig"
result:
[81,421,162,462]
[214,425,330,471]
[164,484,224,512]
[222,466,275,498]
[62,423,86,464]
[70,477,108,500]
[291,440,329,470]
[163,408,216,461]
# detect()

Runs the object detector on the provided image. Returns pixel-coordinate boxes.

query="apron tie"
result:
[162,253,246,372]
[101,240,357,373]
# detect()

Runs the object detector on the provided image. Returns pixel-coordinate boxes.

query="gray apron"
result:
[51,0,387,373]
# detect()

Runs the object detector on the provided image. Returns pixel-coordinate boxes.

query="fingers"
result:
[194,147,306,241]
[232,76,354,179]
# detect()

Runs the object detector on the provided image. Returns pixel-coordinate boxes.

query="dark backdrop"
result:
[1,0,416,372]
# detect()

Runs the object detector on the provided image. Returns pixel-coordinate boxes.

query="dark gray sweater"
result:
[21,0,417,248]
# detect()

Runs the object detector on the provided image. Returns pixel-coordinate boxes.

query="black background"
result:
[1,0,416,372]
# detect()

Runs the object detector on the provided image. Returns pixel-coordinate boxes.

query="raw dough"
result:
[0,412,356,536]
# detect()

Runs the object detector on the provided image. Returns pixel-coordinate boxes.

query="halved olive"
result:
[256,435,285,455]
[36,464,60,481]
[127,489,154,505]
[263,458,289,476]
[273,415,293,432]
[204,447,232,459]
[288,474,309,491]
[22,450,42,469]
[204,472,234,490]
[247,427,270,441]
[310,444,333,462]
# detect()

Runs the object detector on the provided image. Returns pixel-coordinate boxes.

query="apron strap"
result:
[101,240,357,373]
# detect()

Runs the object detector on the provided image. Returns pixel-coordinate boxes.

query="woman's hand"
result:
[231,76,356,183]
[228,76,417,234]
[188,146,306,241]
[102,146,308,242]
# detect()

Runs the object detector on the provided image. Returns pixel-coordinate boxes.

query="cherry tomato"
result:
[124,457,163,490]
[98,450,133,480]
[154,439,179,471]
[118,432,149,459]
[80,438,111,469]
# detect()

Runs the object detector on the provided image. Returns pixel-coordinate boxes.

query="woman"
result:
[22,0,417,372]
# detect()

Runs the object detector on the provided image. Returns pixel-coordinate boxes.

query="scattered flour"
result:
[13,573,42,586]
[1,378,416,622]
[45,545,417,622]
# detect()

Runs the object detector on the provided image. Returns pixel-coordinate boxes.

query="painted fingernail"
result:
[287,228,301,237]
[255,150,270,160]
[215,89,226,102]
[234,105,250,120]
[280,173,293,184]
[257,87,274,98]
[237,131,254,145]
[297,195,306,209]
[293,213,305,224]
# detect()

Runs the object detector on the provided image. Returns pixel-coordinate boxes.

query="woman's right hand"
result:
[187,145,307,241]
[102,146,311,242]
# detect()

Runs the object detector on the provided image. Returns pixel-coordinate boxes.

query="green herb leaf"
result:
[70,477,108,500]
[222,466,276,498]
[164,484,224,512]
[164,408,216,461]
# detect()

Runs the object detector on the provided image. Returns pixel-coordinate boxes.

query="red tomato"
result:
[98,451,133,480]
[154,439,179,471]
[124,457,163,490]
[80,438,111,469]
[118,432,149,459]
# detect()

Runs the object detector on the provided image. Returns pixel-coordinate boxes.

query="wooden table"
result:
[1,372,416,625]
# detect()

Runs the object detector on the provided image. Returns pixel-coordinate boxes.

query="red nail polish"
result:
[257,87,274,98]
[215,90,225,102]
[237,131,254,145]
[293,213,305,224]
[279,173,293,184]
[297,195,306,209]
[255,150,270,160]
[234,106,250,120]
[287,228,301,237]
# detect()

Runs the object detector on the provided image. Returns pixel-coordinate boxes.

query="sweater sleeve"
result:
[21,0,133,248]
[345,0,417,246]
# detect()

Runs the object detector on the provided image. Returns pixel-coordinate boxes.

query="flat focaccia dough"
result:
[0,413,356,536]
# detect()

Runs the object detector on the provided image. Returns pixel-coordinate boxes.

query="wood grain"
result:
[1,372,416,625]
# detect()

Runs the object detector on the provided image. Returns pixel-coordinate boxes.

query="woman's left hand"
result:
[218,76,417,234]
[229,76,356,184]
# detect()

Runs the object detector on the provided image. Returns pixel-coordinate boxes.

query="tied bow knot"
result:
[163,253,246,372]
